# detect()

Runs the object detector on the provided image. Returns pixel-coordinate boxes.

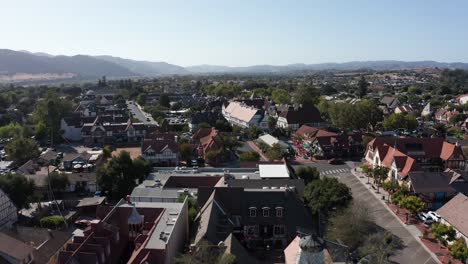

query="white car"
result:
[418,212,434,225]
[427,211,441,222]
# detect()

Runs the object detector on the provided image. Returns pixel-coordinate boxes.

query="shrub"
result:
[40,216,66,229]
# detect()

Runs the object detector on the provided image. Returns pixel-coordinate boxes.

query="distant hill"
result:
[0,49,136,77]
[186,60,468,73]
[1,49,468,80]
[96,55,188,75]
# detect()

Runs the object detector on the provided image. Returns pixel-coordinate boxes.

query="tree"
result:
[372,166,389,193]
[180,143,193,164]
[247,126,262,140]
[430,223,457,245]
[320,84,337,96]
[48,172,69,192]
[159,94,171,108]
[358,75,369,98]
[136,93,147,105]
[5,137,40,165]
[295,166,320,184]
[239,151,260,162]
[271,89,291,104]
[433,123,447,136]
[361,164,373,184]
[408,86,423,95]
[399,196,425,215]
[40,216,66,229]
[326,203,375,250]
[383,113,418,131]
[358,231,404,263]
[97,151,151,199]
[293,84,320,105]
[205,149,223,165]
[266,143,284,161]
[267,116,277,132]
[0,173,35,210]
[449,113,466,124]
[448,239,468,263]
[303,177,352,214]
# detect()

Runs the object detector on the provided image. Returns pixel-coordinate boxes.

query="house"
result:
[436,193,468,244]
[421,102,432,117]
[276,104,326,130]
[81,115,156,146]
[222,101,266,129]
[62,152,92,171]
[258,134,289,150]
[60,112,83,141]
[435,107,459,124]
[310,134,363,159]
[456,94,468,105]
[394,104,415,115]
[0,232,35,264]
[0,188,17,231]
[57,198,188,264]
[365,137,466,182]
[66,172,98,193]
[194,185,315,259]
[191,127,224,161]
[141,133,179,166]
[408,169,468,209]
[380,96,400,114]
[284,234,349,264]
[189,111,219,132]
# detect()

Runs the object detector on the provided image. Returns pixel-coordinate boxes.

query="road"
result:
[126,100,159,125]
[294,161,439,264]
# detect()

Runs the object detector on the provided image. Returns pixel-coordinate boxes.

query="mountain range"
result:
[1,49,468,79]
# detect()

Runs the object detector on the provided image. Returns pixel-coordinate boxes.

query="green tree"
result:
[48,172,69,192]
[136,93,147,105]
[247,126,262,140]
[399,196,425,215]
[0,173,35,210]
[372,166,389,193]
[267,116,277,132]
[295,166,320,184]
[293,84,320,105]
[5,137,40,165]
[303,177,352,214]
[97,151,151,199]
[449,113,466,124]
[159,94,171,108]
[0,123,29,139]
[239,151,260,162]
[266,143,284,161]
[271,89,291,104]
[40,216,66,229]
[430,223,457,245]
[358,75,369,98]
[448,239,468,263]
[180,143,193,164]
[383,113,418,131]
[358,231,404,263]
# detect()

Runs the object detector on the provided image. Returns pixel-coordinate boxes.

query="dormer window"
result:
[275,207,284,217]
[262,207,270,217]
[249,207,257,217]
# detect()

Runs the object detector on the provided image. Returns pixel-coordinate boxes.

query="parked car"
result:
[418,212,434,225]
[427,211,441,222]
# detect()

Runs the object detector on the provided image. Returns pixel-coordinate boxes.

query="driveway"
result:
[295,163,439,264]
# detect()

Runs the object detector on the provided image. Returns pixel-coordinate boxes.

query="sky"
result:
[1,0,468,66]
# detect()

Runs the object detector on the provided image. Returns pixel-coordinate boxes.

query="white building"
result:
[222,101,265,129]
[0,188,18,231]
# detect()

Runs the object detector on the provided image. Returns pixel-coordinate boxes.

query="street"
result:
[126,100,159,125]
[294,161,439,264]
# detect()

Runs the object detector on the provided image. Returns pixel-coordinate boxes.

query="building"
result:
[408,169,468,209]
[258,134,289,150]
[435,107,459,124]
[0,232,34,264]
[421,102,432,117]
[60,112,83,141]
[81,115,156,146]
[380,96,400,114]
[436,193,468,244]
[365,137,466,182]
[191,127,224,161]
[0,189,17,231]
[284,235,348,264]
[456,94,468,105]
[276,104,326,130]
[57,199,188,264]
[141,133,179,166]
[194,185,315,258]
[222,101,266,129]
[310,134,363,159]
[258,163,292,179]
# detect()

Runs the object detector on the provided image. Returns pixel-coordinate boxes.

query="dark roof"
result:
[278,104,324,125]
[437,193,468,237]
[62,112,82,127]
[225,179,305,196]
[409,172,457,193]
[163,176,222,188]
[0,232,34,262]
[141,138,179,154]
[62,152,92,162]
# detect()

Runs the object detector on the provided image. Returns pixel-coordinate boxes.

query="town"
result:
[0,67,467,264]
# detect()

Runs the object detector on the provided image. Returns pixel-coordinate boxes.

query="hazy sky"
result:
[2,0,468,66]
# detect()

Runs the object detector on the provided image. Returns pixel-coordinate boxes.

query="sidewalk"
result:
[351,167,441,264]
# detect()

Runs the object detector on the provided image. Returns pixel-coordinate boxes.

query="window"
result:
[262,207,270,217]
[274,225,285,236]
[275,207,284,217]
[249,207,256,217]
